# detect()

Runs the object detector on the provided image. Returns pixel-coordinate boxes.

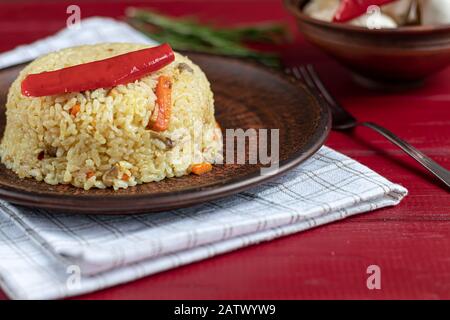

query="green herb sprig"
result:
[126,8,290,67]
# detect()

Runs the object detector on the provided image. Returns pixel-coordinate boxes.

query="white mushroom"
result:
[102,165,119,187]
[350,9,398,29]
[303,0,340,22]
[419,0,450,25]
[382,0,416,25]
[304,0,397,28]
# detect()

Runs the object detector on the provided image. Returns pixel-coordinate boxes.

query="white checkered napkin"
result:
[0,18,407,299]
[0,147,407,300]
[0,17,156,70]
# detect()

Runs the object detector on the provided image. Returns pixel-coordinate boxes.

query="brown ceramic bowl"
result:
[285,0,450,88]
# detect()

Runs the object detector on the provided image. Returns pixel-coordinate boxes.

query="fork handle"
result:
[360,122,450,189]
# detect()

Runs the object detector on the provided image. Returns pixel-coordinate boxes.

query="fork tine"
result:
[289,66,315,93]
[291,66,304,82]
[299,65,320,93]
[305,64,339,108]
[288,66,332,111]
[289,65,338,111]
[298,66,312,85]
[304,64,358,129]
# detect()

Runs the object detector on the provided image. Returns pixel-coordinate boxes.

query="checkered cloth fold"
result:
[0,17,407,300]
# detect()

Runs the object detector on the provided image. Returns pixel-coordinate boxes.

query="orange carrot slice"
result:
[191,163,212,175]
[86,171,95,179]
[70,104,81,117]
[148,75,172,131]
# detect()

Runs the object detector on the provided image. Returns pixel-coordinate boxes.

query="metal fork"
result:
[288,64,450,190]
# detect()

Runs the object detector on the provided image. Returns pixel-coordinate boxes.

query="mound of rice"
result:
[0,43,223,190]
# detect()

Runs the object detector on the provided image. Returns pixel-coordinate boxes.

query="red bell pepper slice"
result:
[21,43,175,97]
[333,0,397,22]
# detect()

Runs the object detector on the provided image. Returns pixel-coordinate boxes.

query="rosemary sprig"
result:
[126,8,289,67]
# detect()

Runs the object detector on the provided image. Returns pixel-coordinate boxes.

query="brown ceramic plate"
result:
[0,53,330,214]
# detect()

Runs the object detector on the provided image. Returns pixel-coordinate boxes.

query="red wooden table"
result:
[1,0,449,300]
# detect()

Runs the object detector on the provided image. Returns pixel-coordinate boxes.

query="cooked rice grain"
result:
[0,43,223,190]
